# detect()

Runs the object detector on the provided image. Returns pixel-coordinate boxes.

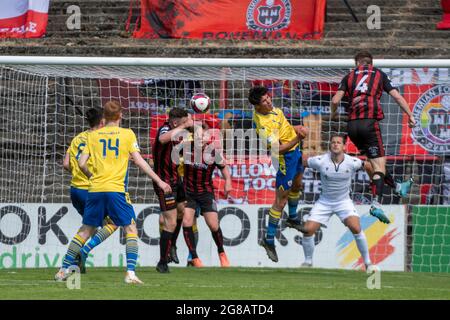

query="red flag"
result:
[0,0,49,38]
[134,0,326,40]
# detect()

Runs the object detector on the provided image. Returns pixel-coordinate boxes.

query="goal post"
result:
[0,56,448,271]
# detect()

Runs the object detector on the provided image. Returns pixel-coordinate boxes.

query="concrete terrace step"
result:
[2,41,447,58]
[327,14,441,23]
[50,0,131,8]
[43,24,445,37]
[49,6,138,15]
[327,4,440,12]
[324,30,450,39]
[324,21,443,31]
[44,17,444,32]
[48,14,130,25]
[5,36,448,47]
[326,0,440,7]
[46,23,127,32]
[44,31,127,38]
[327,7,442,14]
[42,29,450,41]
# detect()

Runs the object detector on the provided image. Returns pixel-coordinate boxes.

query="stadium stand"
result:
[0,0,448,58]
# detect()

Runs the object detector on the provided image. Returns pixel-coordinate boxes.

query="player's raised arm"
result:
[389,89,416,128]
[331,90,345,119]
[380,69,416,129]
[131,151,172,194]
[331,72,349,119]
[159,113,193,144]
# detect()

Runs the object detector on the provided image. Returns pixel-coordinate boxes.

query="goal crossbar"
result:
[0,56,449,68]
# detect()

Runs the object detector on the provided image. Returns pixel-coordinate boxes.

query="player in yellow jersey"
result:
[249,86,308,262]
[56,108,119,276]
[63,108,103,217]
[58,101,171,284]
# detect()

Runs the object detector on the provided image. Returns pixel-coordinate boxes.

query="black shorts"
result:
[153,182,186,212]
[185,191,217,214]
[347,119,385,159]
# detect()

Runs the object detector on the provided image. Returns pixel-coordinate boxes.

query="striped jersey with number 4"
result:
[82,126,140,192]
[338,65,397,120]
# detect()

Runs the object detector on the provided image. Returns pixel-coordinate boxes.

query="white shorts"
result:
[306,198,359,226]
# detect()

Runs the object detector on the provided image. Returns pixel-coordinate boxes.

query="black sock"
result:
[384,171,396,189]
[194,229,199,248]
[371,175,385,203]
[171,218,183,247]
[183,227,198,259]
[159,230,173,263]
[211,228,224,253]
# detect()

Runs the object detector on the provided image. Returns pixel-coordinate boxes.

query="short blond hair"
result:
[103,100,122,121]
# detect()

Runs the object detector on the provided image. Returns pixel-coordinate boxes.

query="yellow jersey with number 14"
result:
[67,130,92,189]
[82,126,140,193]
[252,107,298,152]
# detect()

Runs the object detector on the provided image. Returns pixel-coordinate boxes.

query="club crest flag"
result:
[133,0,326,40]
[0,0,50,38]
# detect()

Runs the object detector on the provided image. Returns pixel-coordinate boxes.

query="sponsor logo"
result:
[411,85,450,154]
[367,146,380,158]
[247,0,291,32]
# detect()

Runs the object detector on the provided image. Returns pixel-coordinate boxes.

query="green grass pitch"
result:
[0,267,449,300]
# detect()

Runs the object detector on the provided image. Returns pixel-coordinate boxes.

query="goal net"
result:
[0,58,448,271]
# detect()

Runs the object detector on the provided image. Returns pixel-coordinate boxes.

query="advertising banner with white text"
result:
[0,204,405,271]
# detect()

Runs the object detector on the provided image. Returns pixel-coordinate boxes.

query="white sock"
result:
[302,235,315,264]
[354,231,371,265]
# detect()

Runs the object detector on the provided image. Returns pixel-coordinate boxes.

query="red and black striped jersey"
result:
[183,147,225,194]
[152,122,179,186]
[338,65,397,120]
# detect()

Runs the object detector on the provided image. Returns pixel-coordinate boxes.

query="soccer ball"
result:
[190,93,211,113]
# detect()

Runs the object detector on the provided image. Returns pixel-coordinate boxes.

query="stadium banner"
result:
[214,157,276,204]
[133,0,326,40]
[401,84,450,156]
[0,204,405,271]
[411,206,450,272]
[0,0,50,38]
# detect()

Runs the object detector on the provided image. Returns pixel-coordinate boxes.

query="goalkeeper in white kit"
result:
[299,134,374,269]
